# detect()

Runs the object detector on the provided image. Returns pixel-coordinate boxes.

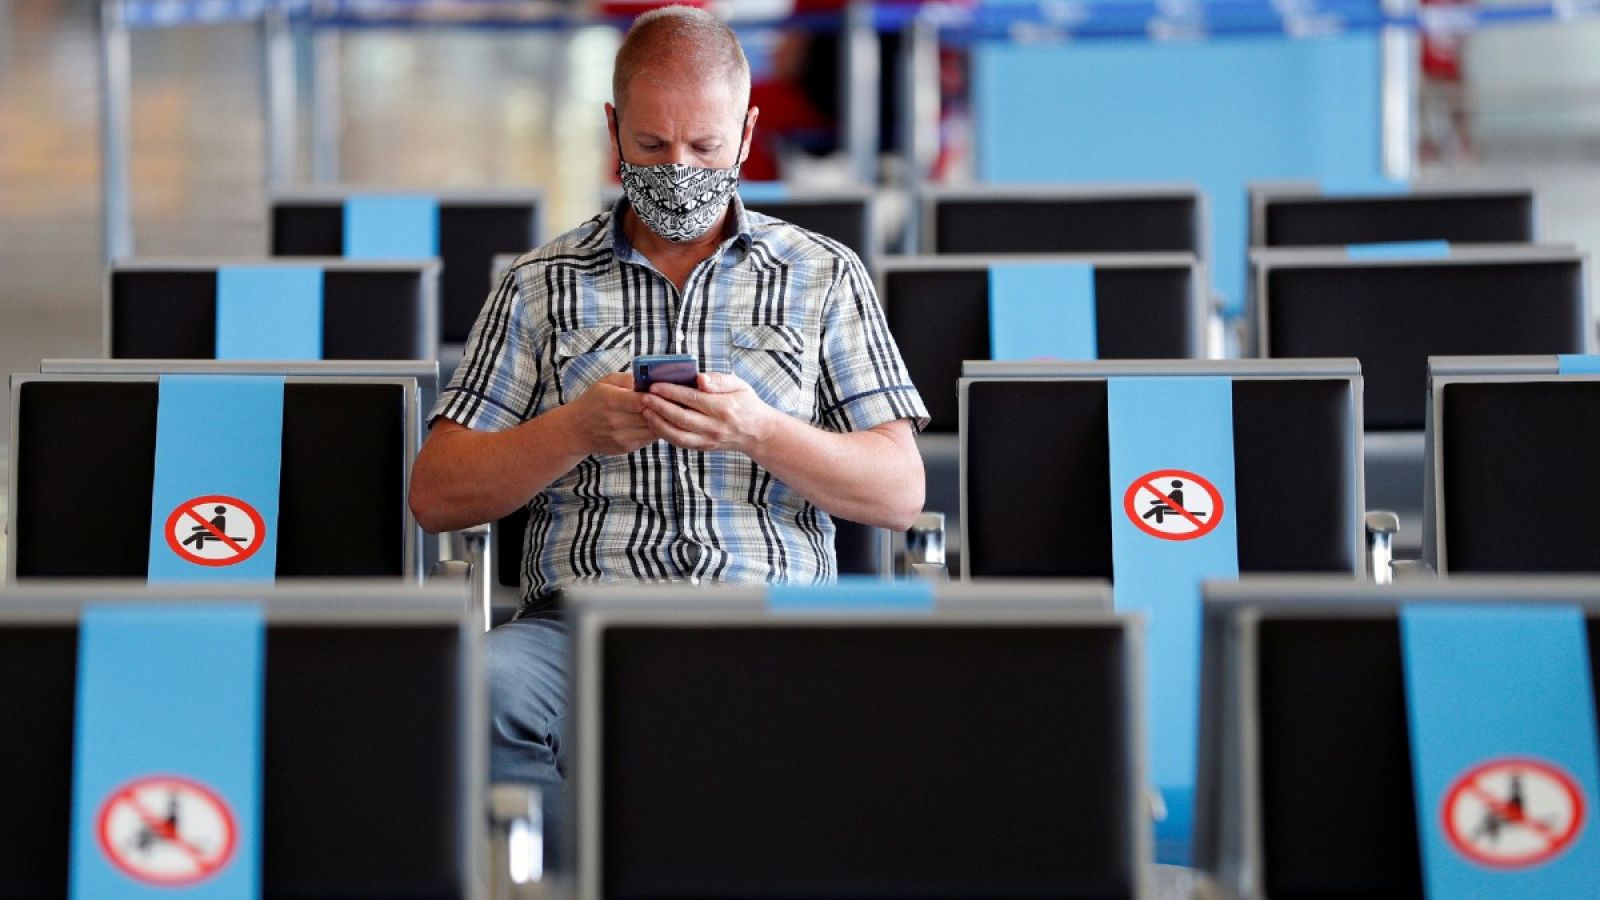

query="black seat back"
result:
[1426,368,1600,573]
[925,186,1204,256]
[1252,184,1536,248]
[961,362,1362,578]
[1256,248,1588,431]
[108,260,437,360]
[0,585,474,898]
[10,374,420,580]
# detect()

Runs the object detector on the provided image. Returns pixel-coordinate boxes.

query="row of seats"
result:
[957,355,1600,578]
[249,181,1544,358]
[568,576,1600,898]
[106,235,1582,448]
[11,574,1592,898]
[13,353,1594,583]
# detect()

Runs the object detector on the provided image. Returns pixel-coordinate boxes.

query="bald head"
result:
[612,6,751,115]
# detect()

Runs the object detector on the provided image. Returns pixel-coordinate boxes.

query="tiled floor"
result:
[3,0,1600,575]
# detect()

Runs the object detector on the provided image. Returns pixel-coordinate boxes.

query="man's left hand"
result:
[641,371,777,453]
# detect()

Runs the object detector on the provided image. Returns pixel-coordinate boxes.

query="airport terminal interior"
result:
[7,0,1600,896]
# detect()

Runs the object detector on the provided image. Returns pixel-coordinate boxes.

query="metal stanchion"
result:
[897,10,938,254]
[843,1,880,185]
[99,0,134,264]
[459,522,494,632]
[310,0,343,183]
[488,784,545,898]
[1381,20,1418,181]
[905,511,947,580]
[1365,510,1399,585]
[263,3,298,189]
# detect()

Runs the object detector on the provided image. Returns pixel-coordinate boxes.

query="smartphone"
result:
[632,354,699,392]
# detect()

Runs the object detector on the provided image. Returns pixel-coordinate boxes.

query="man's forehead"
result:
[618,73,744,124]
[621,59,743,100]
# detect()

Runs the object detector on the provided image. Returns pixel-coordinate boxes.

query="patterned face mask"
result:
[615,112,749,243]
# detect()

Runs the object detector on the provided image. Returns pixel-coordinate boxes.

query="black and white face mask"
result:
[615,112,749,243]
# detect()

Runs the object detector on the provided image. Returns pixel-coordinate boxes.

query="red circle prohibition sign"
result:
[1442,757,1586,869]
[96,774,239,887]
[164,494,266,568]
[1122,468,1225,542]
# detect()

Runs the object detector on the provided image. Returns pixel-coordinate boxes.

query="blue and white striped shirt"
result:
[433,197,929,608]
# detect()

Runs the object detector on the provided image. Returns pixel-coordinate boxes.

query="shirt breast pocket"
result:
[730,323,808,416]
[554,324,635,405]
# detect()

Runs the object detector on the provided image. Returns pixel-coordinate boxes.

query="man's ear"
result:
[605,102,620,155]
[739,106,760,165]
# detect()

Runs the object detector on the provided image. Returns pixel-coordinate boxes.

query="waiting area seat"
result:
[959,359,1366,580]
[9,363,431,581]
[566,580,1145,899]
[1196,576,1600,899]
[881,253,1208,436]
[106,258,440,361]
[0,582,479,899]
[1423,355,1600,574]
[918,183,1206,258]
[1248,181,1537,249]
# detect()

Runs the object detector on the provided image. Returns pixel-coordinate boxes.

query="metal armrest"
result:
[1390,558,1438,581]
[905,511,948,581]
[456,522,493,632]
[1212,293,1238,360]
[428,559,471,581]
[429,524,495,630]
[1364,510,1399,585]
[487,783,544,898]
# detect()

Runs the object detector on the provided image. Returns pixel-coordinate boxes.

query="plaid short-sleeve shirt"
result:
[432,197,929,607]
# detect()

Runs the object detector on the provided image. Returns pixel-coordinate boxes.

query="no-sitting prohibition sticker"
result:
[164,495,265,568]
[1123,469,1224,541]
[1443,757,1585,869]
[96,775,238,886]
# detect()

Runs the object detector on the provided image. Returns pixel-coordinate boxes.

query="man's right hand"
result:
[566,372,657,456]
[410,373,656,534]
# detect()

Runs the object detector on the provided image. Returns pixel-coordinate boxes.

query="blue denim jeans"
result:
[486,614,570,870]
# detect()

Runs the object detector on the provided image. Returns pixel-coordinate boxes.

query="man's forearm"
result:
[408,408,588,534]
[413,376,658,534]
[744,416,925,532]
